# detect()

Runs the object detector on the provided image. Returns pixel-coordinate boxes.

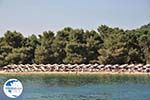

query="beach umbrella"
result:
[3,66,8,69]
[135,64,143,68]
[127,64,135,68]
[112,64,119,69]
[143,64,150,68]
[105,65,112,68]
[97,65,104,69]
[119,64,128,69]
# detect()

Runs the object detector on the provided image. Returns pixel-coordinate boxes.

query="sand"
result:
[0,71,150,75]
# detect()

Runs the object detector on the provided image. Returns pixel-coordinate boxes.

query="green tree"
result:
[4,31,24,48]
[5,47,34,64]
[125,30,145,64]
[0,24,150,66]
[63,29,87,64]
[34,31,55,64]
[85,30,103,63]
[137,24,150,63]
[0,37,12,66]
[51,28,72,63]
[97,25,128,64]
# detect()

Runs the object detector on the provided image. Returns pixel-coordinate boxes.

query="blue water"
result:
[0,74,150,100]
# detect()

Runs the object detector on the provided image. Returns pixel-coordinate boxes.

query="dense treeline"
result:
[0,24,150,66]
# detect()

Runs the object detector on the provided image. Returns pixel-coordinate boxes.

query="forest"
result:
[0,23,150,66]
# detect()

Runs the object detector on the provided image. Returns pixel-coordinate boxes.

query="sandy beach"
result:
[0,71,150,75]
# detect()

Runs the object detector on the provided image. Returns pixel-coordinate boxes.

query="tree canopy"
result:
[0,24,150,66]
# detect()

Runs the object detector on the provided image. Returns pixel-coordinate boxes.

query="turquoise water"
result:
[0,74,150,100]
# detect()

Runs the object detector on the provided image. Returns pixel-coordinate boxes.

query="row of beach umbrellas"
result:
[1,64,150,72]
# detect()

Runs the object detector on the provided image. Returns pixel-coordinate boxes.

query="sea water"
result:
[0,74,150,100]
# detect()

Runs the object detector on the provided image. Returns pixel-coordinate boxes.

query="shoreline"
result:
[1,64,150,75]
[0,71,150,75]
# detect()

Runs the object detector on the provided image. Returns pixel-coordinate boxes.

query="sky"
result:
[0,0,150,36]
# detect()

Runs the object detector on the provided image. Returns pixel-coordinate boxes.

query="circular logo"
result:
[3,79,23,98]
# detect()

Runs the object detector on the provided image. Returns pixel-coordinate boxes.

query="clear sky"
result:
[0,0,150,36]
